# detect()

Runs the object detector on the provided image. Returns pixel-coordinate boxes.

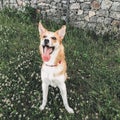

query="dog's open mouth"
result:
[42,45,55,62]
[43,45,55,55]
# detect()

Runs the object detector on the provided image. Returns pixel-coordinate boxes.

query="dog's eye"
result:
[43,35,47,38]
[51,37,57,40]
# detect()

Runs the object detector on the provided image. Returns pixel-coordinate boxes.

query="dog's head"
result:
[38,22,66,62]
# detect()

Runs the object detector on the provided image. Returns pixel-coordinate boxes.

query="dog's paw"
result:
[66,107,74,114]
[39,105,45,111]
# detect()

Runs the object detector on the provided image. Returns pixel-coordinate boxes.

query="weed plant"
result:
[0,8,120,120]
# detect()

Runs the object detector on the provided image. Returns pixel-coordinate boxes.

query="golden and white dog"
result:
[38,22,74,113]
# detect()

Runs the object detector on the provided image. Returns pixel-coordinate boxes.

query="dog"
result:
[38,22,74,113]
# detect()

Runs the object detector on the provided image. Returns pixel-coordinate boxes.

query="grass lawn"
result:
[0,8,120,120]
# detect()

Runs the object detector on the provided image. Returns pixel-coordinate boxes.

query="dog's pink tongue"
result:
[42,47,51,62]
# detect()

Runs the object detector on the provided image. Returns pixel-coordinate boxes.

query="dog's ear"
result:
[57,25,66,40]
[38,22,47,35]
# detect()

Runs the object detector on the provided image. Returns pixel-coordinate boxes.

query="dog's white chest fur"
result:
[41,65,66,87]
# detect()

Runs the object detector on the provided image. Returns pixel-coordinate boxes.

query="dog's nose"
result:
[44,39,49,45]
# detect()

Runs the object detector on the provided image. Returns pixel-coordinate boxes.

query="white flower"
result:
[0,113,3,118]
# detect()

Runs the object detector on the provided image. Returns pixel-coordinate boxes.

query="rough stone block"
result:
[74,21,87,28]
[85,15,89,21]
[57,3,62,7]
[81,2,91,10]
[77,0,84,2]
[101,0,112,10]
[84,10,89,15]
[104,18,112,25]
[62,0,67,4]
[78,9,83,15]
[89,11,96,18]
[70,3,80,9]
[113,0,120,2]
[110,2,120,12]
[54,0,61,2]
[88,23,96,30]
[97,0,103,3]
[91,1,100,10]
[111,20,120,27]
[61,16,67,21]
[96,10,109,17]
[97,17,105,23]
[110,11,120,19]
[89,16,97,22]
[77,15,85,20]
[70,0,76,3]
[10,0,16,3]
[85,0,93,2]
[51,2,56,6]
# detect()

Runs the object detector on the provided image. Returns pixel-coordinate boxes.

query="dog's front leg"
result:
[40,82,48,110]
[58,83,74,113]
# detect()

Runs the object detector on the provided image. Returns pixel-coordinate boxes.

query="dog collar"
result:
[45,61,61,67]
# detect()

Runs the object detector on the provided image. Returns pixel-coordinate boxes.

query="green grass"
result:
[0,8,120,120]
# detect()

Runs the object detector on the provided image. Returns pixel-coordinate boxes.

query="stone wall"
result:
[0,0,120,34]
